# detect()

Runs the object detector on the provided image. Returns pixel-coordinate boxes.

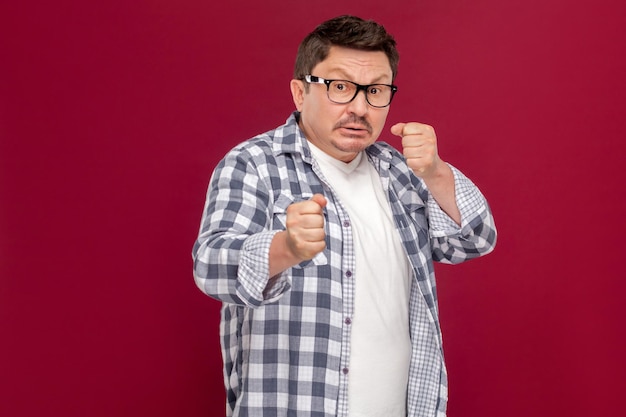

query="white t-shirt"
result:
[309,143,412,417]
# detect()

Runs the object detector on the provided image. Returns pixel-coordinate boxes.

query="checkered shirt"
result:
[192,112,497,417]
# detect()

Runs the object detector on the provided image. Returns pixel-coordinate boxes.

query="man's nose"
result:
[345,89,369,115]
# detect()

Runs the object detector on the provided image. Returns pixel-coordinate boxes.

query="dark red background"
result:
[2,1,625,416]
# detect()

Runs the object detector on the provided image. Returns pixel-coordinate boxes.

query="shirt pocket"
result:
[270,192,328,268]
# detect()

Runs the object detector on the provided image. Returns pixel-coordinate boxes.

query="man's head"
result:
[293,15,399,83]
[291,16,400,162]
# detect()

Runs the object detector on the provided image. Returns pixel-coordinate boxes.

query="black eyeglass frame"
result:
[304,75,398,108]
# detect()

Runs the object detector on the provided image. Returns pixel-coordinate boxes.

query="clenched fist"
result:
[391,122,441,179]
[285,193,327,261]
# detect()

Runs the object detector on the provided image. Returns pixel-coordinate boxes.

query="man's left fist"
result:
[391,122,441,178]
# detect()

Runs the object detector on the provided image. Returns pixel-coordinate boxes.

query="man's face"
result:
[290,46,393,162]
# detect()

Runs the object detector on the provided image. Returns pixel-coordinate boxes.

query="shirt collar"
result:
[272,112,313,163]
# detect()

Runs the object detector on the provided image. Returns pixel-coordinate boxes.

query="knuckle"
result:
[285,216,298,229]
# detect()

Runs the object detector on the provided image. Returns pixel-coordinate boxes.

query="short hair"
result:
[293,15,400,82]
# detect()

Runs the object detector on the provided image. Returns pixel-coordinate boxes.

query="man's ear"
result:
[290,79,305,111]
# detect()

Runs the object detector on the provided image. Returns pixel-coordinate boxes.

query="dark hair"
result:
[293,15,399,81]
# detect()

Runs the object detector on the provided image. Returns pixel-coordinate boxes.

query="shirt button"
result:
[343,220,350,227]
[345,270,352,278]
[342,367,349,375]
[344,317,352,325]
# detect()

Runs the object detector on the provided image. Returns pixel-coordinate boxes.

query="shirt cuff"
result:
[238,230,291,304]
[426,164,487,237]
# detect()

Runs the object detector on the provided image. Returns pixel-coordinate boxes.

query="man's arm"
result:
[192,147,290,308]
[391,122,461,224]
[391,122,496,263]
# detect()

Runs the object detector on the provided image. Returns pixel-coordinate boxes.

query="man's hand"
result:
[285,193,327,261]
[391,122,441,179]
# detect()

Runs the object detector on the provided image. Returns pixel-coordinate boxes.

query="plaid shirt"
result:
[193,112,497,417]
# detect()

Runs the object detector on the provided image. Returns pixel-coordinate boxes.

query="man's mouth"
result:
[335,122,372,135]
[337,126,370,137]
[334,116,373,134]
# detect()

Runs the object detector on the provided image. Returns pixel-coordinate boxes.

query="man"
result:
[193,15,496,417]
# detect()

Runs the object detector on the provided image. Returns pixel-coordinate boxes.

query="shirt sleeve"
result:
[192,145,292,308]
[425,164,497,264]
[426,164,488,237]
[239,230,291,303]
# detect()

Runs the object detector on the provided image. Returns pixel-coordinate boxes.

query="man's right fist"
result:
[284,193,327,261]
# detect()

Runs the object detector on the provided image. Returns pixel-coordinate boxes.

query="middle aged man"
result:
[193,15,497,417]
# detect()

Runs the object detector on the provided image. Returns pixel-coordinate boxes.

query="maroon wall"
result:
[2,1,625,416]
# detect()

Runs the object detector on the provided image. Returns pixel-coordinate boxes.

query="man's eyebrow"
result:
[368,75,392,84]
[325,70,392,84]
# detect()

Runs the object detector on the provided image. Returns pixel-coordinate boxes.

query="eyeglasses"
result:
[304,75,398,108]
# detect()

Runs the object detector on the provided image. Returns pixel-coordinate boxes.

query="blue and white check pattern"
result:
[193,112,497,417]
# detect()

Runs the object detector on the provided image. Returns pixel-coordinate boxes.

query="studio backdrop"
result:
[1,1,625,416]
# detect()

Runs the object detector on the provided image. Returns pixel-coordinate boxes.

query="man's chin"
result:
[332,137,372,154]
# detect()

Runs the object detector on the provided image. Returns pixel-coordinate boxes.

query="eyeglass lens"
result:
[327,81,393,107]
